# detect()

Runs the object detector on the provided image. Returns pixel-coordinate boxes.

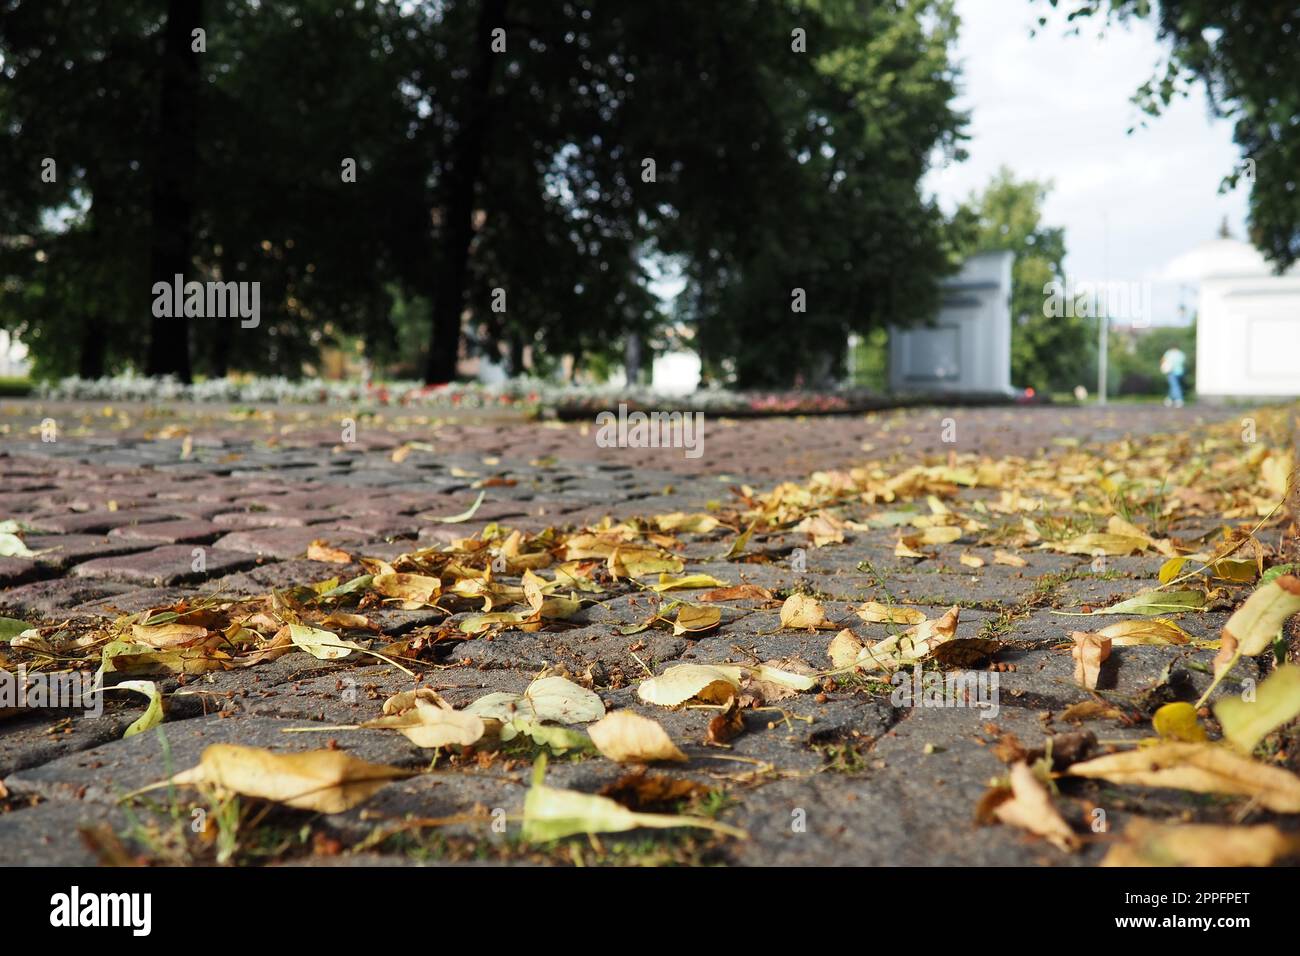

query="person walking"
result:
[1160,346,1187,407]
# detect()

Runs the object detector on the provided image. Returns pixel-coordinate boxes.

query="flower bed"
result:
[34,374,950,417]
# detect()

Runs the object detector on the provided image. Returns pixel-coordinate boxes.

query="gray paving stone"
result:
[0,578,136,618]
[3,715,428,805]
[0,800,132,866]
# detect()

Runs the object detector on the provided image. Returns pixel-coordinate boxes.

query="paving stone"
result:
[74,587,206,617]
[130,500,237,520]
[22,533,153,569]
[106,519,224,545]
[0,707,139,778]
[0,579,135,618]
[0,490,60,513]
[0,801,132,866]
[22,509,179,535]
[452,623,688,673]
[70,545,259,586]
[210,509,338,530]
[318,514,419,539]
[211,527,372,559]
[412,499,530,527]
[0,401,1279,867]
[3,716,428,805]
[204,558,364,596]
[0,557,47,587]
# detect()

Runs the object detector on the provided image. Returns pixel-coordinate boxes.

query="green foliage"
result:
[2,0,967,385]
[684,0,968,388]
[1108,322,1197,396]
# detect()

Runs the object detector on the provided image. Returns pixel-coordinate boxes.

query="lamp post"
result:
[1098,210,1110,405]
[1097,312,1108,406]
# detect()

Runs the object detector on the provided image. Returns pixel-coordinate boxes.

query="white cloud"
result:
[925,0,1249,321]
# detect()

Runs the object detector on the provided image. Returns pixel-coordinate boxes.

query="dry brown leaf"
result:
[168,744,408,813]
[851,605,961,671]
[1095,618,1190,646]
[745,658,816,703]
[795,512,845,547]
[855,601,926,625]
[988,761,1080,851]
[1070,631,1112,689]
[779,594,832,630]
[1213,629,1239,679]
[707,696,745,745]
[827,628,865,669]
[1221,574,1300,657]
[1051,532,1149,556]
[1102,819,1300,866]
[363,697,486,749]
[636,664,743,707]
[1058,699,1126,723]
[381,688,449,715]
[588,711,687,763]
[673,603,722,636]
[698,584,774,603]
[371,571,441,607]
[894,536,931,559]
[599,771,710,812]
[307,539,354,564]
[1066,742,1300,812]
[130,623,210,648]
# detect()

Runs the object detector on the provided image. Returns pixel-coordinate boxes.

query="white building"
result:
[1160,238,1300,399]
[888,250,1015,396]
[0,329,31,378]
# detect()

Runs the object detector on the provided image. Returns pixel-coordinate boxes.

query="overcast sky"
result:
[924,0,1251,324]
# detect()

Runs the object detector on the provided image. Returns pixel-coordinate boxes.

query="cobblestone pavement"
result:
[0,399,1291,866]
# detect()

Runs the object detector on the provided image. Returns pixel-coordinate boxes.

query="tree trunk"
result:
[208,266,232,378]
[422,0,506,384]
[78,319,105,379]
[145,0,200,381]
[508,331,525,376]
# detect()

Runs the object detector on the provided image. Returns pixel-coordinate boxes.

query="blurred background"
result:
[0,0,1295,401]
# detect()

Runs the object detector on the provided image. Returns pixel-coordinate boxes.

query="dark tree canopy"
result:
[2,0,968,386]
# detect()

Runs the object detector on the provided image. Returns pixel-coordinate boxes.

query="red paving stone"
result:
[106,519,224,545]
[211,527,374,559]
[70,545,260,586]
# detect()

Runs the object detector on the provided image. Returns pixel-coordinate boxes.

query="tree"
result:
[1043,1,1300,268]
[0,0,158,378]
[1,0,424,381]
[144,0,200,380]
[954,167,1095,393]
[678,0,968,388]
[3,0,970,388]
